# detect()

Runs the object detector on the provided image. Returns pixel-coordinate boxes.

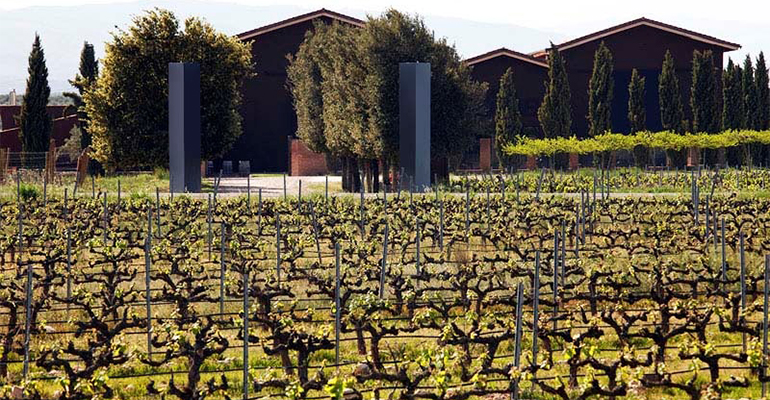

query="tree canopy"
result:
[494,67,522,169]
[741,55,759,130]
[84,8,253,169]
[64,41,99,150]
[691,50,720,133]
[627,68,646,134]
[756,52,769,130]
[19,34,52,154]
[722,58,743,131]
[538,44,572,139]
[587,42,614,137]
[288,9,486,187]
[659,50,685,133]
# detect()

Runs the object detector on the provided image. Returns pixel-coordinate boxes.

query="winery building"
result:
[228,13,740,171]
[528,17,740,137]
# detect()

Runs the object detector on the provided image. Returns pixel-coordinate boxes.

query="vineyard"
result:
[2,183,770,400]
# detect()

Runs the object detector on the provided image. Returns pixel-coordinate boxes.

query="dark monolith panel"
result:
[399,62,431,191]
[169,63,201,193]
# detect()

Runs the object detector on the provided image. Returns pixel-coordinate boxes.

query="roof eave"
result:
[236,9,364,41]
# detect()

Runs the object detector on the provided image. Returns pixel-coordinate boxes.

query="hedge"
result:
[503,130,770,157]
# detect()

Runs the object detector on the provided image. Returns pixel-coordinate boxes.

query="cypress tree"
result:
[537,43,572,169]
[628,68,646,133]
[64,41,99,149]
[495,67,522,169]
[742,55,758,130]
[723,59,745,166]
[659,50,685,133]
[659,50,686,167]
[722,58,744,130]
[587,41,614,136]
[538,43,572,139]
[628,68,648,166]
[756,52,769,130]
[753,53,769,165]
[19,34,52,157]
[690,50,720,133]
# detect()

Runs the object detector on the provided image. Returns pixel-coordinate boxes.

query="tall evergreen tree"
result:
[495,67,522,169]
[64,41,99,149]
[723,59,746,166]
[756,52,770,130]
[628,68,646,133]
[538,43,572,139]
[587,41,614,136]
[742,55,759,129]
[659,50,685,133]
[19,34,52,155]
[628,68,648,166]
[690,50,720,133]
[722,58,744,130]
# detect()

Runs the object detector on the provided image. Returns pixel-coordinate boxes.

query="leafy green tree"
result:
[628,69,646,133]
[722,58,744,131]
[659,50,685,133]
[756,52,769,130]
[587,42,613,137]
[289,9,486,190]
[64,41,98,149]
[691,50,720,133]
[19,34,52,155]
[494,67,522,169]
[360,9,486,176]
[742,55,758,130]
[84,9,253,169]
[287,24,327,155]
[538,43,572,139]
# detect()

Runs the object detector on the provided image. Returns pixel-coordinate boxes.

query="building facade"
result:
[529,18,740,137]
[466,48,549,135]
[229,14,740,171]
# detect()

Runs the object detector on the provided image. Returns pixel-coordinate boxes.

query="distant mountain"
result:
[0,1,564,94]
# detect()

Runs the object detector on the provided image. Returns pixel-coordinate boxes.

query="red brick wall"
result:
[289,138,327,176]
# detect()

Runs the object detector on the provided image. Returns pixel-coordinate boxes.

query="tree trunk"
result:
[370,160,380,193]
[342,157,350,192]
[381,159,390,191]
[352,158,361,193]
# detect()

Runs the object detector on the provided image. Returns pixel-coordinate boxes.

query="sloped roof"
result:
[531,17,740,56]
[236,8,364,41]
[465,47,549,68]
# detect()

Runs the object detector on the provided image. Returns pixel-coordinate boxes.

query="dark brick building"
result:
[530,18,740,137]
[225,9,363,173]
[466,48,549,134]
[232,14,740,171]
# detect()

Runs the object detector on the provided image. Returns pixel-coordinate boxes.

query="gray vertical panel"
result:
[399,63,431,190]
[169,63,202,192]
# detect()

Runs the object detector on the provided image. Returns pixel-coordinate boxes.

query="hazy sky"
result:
[1,0,767,92]
[2,0,768,31]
